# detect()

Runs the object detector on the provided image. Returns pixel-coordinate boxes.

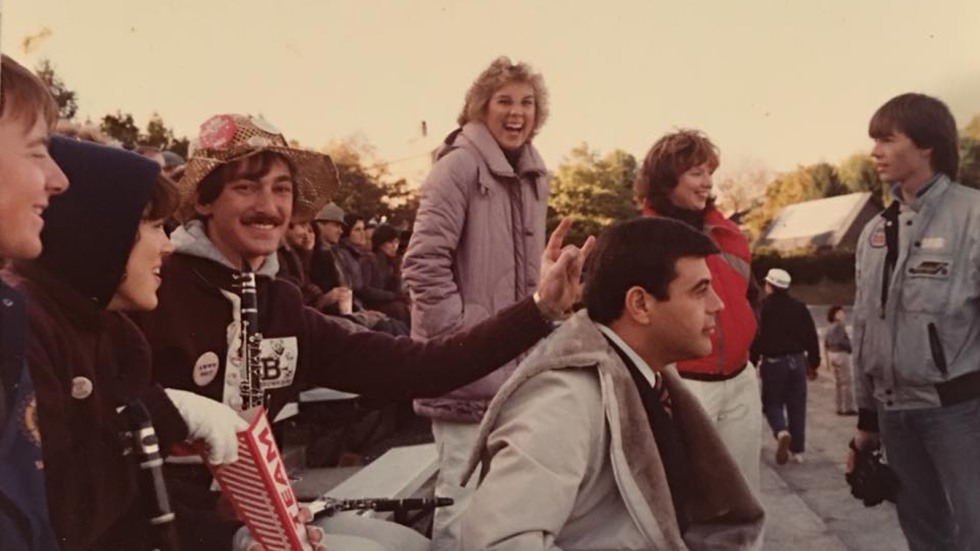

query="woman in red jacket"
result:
[634,129,762,492]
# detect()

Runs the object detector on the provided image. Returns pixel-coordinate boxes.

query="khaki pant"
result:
[429,420,481,551]
[827,351,856,413]
[681,364,763,493]
[315,514,430,551]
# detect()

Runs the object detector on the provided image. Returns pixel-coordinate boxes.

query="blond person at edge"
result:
[402,56,552,551]
[0,53,70,551]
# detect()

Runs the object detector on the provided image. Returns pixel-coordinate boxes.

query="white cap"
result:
[765,268,791,289]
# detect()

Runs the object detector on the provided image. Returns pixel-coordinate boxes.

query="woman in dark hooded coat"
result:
[3,137,245,551]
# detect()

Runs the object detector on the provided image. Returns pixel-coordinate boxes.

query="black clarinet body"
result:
[124,400,181,551]
[236,260,265,410]
[310,496,454,521]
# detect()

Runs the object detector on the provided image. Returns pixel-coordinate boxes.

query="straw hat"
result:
[177,114,339,222]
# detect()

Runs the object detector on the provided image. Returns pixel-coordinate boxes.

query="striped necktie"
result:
[653,373,673,419]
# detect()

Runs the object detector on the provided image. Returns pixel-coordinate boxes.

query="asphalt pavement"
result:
[759,308,908,551]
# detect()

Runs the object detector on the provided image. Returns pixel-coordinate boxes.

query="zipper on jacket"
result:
[508,178,530,300]
[927,322,948,376]
[879,202,901,319]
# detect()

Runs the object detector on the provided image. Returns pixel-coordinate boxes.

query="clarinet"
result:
[236,260,265,411]
[123,400,181,551]
[308,497,453,520]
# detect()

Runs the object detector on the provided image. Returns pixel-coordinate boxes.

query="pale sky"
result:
[3,0,980,184]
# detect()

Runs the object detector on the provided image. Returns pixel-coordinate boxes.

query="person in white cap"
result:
[750,268,820,465]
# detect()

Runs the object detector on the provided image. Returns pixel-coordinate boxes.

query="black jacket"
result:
[750,290,821,369]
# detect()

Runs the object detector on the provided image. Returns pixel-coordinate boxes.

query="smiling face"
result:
[0,115,69,259]
[347,219,368,249]
[107,217,175,311]
[285,222,315,251]
[669,161,715,211]
[195,157,294,269]
[483,80,536,152]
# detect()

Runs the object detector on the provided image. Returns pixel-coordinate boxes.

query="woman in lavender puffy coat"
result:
[401,56,550,551]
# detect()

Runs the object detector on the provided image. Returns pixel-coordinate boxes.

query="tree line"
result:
[38,58,980,242]
[547,118,980,246]
[37,59,419,228]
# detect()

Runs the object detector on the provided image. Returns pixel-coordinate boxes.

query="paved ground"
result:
[760,367,908,550]
[760,306,907,550]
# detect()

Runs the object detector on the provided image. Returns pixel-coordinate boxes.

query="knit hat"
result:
[178,114,338,223]
[371,223,401,250]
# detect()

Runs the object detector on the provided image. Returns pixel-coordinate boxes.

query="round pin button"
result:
[71,376,93,400]
[193,352,220,387]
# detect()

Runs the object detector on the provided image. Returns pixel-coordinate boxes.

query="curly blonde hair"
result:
[457,56,549,138]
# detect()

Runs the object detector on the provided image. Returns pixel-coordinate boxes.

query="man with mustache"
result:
[849,93,980,550]
[459,218,764,551]
[130,114,591,551]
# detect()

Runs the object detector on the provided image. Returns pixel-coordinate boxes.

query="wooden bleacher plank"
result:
[273,401,298,422]
[300,387,359,402]
[325,442,438,502]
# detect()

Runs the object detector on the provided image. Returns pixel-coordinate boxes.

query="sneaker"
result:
[791,453,805,464]
[775,431,791,465]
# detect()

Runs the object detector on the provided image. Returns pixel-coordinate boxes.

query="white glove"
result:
[164,388,248,464]
[232,526,258,551]
[233,521,321,551]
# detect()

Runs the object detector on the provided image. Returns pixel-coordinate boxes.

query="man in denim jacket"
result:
[849,92,980,551]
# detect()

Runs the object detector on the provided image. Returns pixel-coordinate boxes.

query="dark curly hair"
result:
[827,305,844,323]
